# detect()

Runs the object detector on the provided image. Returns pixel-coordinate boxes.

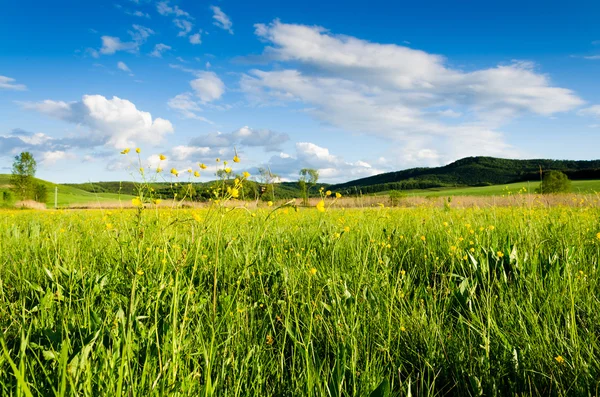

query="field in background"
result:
[0,174,136,207]
[1,204,600,395]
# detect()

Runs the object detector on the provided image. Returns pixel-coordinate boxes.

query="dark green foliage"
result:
[299,168,319,206]
[537,170,572,194]
[329,156,600,194]
[33,183,48,203]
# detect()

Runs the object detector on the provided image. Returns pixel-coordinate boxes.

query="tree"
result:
[257,167,279,201]
[10,152,37,200]
[537,170,571,194]
[298,168,319,206]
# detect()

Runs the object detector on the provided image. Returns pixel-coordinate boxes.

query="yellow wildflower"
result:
[243,171,250,178]
[316,200,325,212]
[194,171,200,177]
[136,269,144,275]
[135,148,141,153]
[335,192,342,198]
[497,251,504,258]
[159,154,166,161]
[326,190,332,196]
[200,163,207,170]
[596,232,600,240]
[309,267,317,276]
[267,201,273,207]
[344,226,350,233]
[555,355,565,364]
[131,197,142,207]
[152,199,162,205]
[225,167,232,173]
[216,158,220,162]
[105,223,113,230]
[170,168,179,176]
[420,235,426,241]
[233,155,240,163]
[156,167,163,173]
[121,148,130,154]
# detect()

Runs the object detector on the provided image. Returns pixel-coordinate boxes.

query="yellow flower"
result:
[326,190,332,196]
[316,200,325,212]
[497,251,504,258]
[400,326,406,332]
[420,235,426,241]
[121,148,130,154]
[225,167,232,173]
[489,225,495,230]
[216,158,220,162]
[194,171,200,177]
[199,163,207,169]
[344,226,350,233]
[228,187,239,198]
[159,154,166,161]
[105,223,113,230]
[267,201,273,207]
[233,155,240,163]
[156,167,163,173]
[152,199,162,205]
[309,267,317,276]
[131,197,142,207]
[266,334,274,345]
[243,171,250,178]
[170,168,179,176]
[596,232,600,240]
[234,178,240,184]
[136,269,144,275]
[555,355,565,364]
[135,148,141,153]
[335,192,342,198]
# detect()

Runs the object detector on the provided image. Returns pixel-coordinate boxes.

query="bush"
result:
[536,170,571,194]
[388,190,406,206]
[33,183,48,203]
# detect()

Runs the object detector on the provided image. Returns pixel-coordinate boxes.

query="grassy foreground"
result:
[1,204,600,396]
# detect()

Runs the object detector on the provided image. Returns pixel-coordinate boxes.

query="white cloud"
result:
[41,150,76,164]
[157,1,191,17]
[150,43,171,57]
[98,25,154,56]
[174,19,193,36]
[117,61,132,73]
[22,95,174,148]
[243,20,584,165]
[0,75,27,91]
[189,31,202,45]
[210,6,233,34]
[583,55,600,60]
[167,92,212,123]
[100,36,138,55]
[189,126,289,151]
[190,71,225,102]
[578,105,600,118]
[265,142,384,182]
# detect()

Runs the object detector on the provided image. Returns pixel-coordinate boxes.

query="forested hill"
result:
[329,157,600,194]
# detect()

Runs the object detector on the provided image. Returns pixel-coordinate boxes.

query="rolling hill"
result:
[329,156,600,194]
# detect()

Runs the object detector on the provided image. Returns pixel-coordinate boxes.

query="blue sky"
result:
[1,0,600,183]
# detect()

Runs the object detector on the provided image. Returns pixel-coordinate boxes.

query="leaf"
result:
[370,379,390,397]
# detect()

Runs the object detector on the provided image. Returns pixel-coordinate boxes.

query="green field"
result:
[0,175,136,207]
[379,179,600,197]
[1,202,600,395]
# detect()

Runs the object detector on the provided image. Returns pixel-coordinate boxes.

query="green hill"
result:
[329,156,600,194]
[0,174,136,207]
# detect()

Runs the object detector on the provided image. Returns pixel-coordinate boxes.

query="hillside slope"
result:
[329,157,600,193]
[0,174,135,206]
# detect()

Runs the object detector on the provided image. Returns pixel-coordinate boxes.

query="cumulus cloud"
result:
[264,142,384,182]
[243,21,584,164]
[150,43,172,57]
[167,93,212,123]
[21,95,174,148]
[210,6,233,34]
[0,75,27,91]
[174,18,193,36]
[190,71,225,102]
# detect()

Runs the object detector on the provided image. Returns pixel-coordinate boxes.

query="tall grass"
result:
[1,202,599,396]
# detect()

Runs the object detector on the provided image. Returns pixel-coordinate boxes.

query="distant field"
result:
[376,180,600,197]
[0,174,135,207]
